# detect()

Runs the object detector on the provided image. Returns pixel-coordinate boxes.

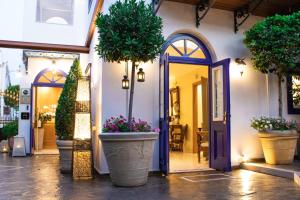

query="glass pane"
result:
[172,40,185,55]
[38,75,51,83]
[189,48,206,59]
[212,67,223,121]
[165,45,182,57]
[54,72,66,83]
[186,40,198,54]
[160,64,164,118]
[292,76,300,108]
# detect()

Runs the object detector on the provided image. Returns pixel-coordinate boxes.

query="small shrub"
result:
[2,121,18,139]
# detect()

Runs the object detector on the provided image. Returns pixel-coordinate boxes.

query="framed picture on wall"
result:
[287,73,300,114]
[170,86,180,118]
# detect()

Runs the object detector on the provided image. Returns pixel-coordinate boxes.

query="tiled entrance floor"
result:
[1,154,300,200]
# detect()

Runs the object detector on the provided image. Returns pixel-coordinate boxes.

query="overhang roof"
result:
[166,0,300,17]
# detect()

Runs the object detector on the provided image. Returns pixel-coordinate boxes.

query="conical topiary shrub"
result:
[55,58,82,140]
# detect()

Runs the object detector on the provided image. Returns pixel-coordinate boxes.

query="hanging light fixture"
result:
[137,68,145,82]
[235,58,246,76]
[122,75,130,89]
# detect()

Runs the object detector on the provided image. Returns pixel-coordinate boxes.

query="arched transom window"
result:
[162,34,212,63]
[34,68,67,87]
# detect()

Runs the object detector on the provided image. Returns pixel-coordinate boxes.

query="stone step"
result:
[241,162,300,187]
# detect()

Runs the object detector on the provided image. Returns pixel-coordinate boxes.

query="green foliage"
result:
[38,113,52,127]
[55,59,82,140]
[95,0,165,63]
[2,121,18,139]
[244,12,300,76]
[4,85,19,108]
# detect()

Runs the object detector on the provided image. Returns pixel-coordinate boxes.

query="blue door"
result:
[159,54,169,175]
[209,58,231,171]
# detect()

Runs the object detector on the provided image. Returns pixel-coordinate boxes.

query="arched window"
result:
[33,68,67,87]
[162,34,212,64]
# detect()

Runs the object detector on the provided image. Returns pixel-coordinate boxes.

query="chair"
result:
[197,131,209,162]
[170,124,187,151]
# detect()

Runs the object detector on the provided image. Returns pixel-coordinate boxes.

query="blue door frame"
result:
[29,68,66,154]
[159,33,231,174]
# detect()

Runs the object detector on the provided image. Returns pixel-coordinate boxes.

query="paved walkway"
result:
[0,154,300,200]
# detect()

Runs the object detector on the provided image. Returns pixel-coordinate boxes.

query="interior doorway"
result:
[169,63,210,172]
[30,68,66,154]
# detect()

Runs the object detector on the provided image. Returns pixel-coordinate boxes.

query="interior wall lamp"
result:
[235,58,246,76]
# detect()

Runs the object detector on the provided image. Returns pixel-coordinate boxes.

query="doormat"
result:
[180,173,234,183]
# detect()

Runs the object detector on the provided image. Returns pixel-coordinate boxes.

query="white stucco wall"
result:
[0,0,93,46]
[90,1,300,173]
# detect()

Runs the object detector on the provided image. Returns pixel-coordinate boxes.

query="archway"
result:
[30,68,67,154]
[159,33,231,174]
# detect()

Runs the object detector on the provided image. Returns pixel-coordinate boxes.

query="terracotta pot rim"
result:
[258,131,299,138]
[99,132,159,141]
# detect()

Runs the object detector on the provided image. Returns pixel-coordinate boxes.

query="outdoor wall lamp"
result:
[122,75,130,89]
[137,68,145,82]
[235,58,246,76]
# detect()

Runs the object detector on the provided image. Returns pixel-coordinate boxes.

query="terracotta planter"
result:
[56,140,73,173]
[258,130,299,165]
[99,132,159,187]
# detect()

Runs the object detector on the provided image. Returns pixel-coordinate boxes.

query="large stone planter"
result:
[258,130,299,165]
[56,140,73,173]
[99,132,159,187]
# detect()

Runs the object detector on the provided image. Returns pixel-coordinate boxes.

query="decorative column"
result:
[72,76,93,180]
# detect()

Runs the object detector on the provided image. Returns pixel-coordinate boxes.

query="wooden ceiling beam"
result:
[0,40,90,53]
[85,0,104,47]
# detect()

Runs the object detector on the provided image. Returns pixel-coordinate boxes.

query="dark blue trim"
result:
[161,33,212,64]
[29,68,67,153]
[169,56,211,65]
[33,68,67,86]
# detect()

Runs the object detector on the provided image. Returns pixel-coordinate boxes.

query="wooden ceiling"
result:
[167,0,300,17]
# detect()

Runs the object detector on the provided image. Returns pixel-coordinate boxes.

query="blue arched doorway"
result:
[159,33,231,174]
[30,68,67,154]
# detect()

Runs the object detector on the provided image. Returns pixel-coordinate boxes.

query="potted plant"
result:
[2,121,18,155]
[101,116,159,186]
[55,59,82,173]
[245,12,300,164]
[34,112,51,150]
[96,0,164,186]
[251,117,299,164]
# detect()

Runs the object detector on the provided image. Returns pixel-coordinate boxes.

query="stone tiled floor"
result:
[1,154,300,200]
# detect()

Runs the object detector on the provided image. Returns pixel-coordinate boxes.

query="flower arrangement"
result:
[251,117,298,132]
[103,115,159,133]
[38,112,52,128]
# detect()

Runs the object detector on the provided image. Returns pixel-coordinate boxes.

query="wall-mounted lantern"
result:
[122,75,130,89]
[235,58,246,76]
[137,68,145,82]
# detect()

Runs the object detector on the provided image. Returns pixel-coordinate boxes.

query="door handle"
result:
[223,111,227,124]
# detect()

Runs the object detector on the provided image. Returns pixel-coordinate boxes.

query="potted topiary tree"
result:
[96,0,164,186]
[245,12,300,164]
[55,59,82,173]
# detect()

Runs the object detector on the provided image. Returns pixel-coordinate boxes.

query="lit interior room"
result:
[169,63,210,172]
[32,70,65,155]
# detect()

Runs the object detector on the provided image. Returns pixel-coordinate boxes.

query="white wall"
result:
[0,0,91,45]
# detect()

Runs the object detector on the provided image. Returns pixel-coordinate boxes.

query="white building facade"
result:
[0,0,299,174]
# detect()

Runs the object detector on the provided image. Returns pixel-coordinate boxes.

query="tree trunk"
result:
[128,62,136,129]
[278,74,283,120]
